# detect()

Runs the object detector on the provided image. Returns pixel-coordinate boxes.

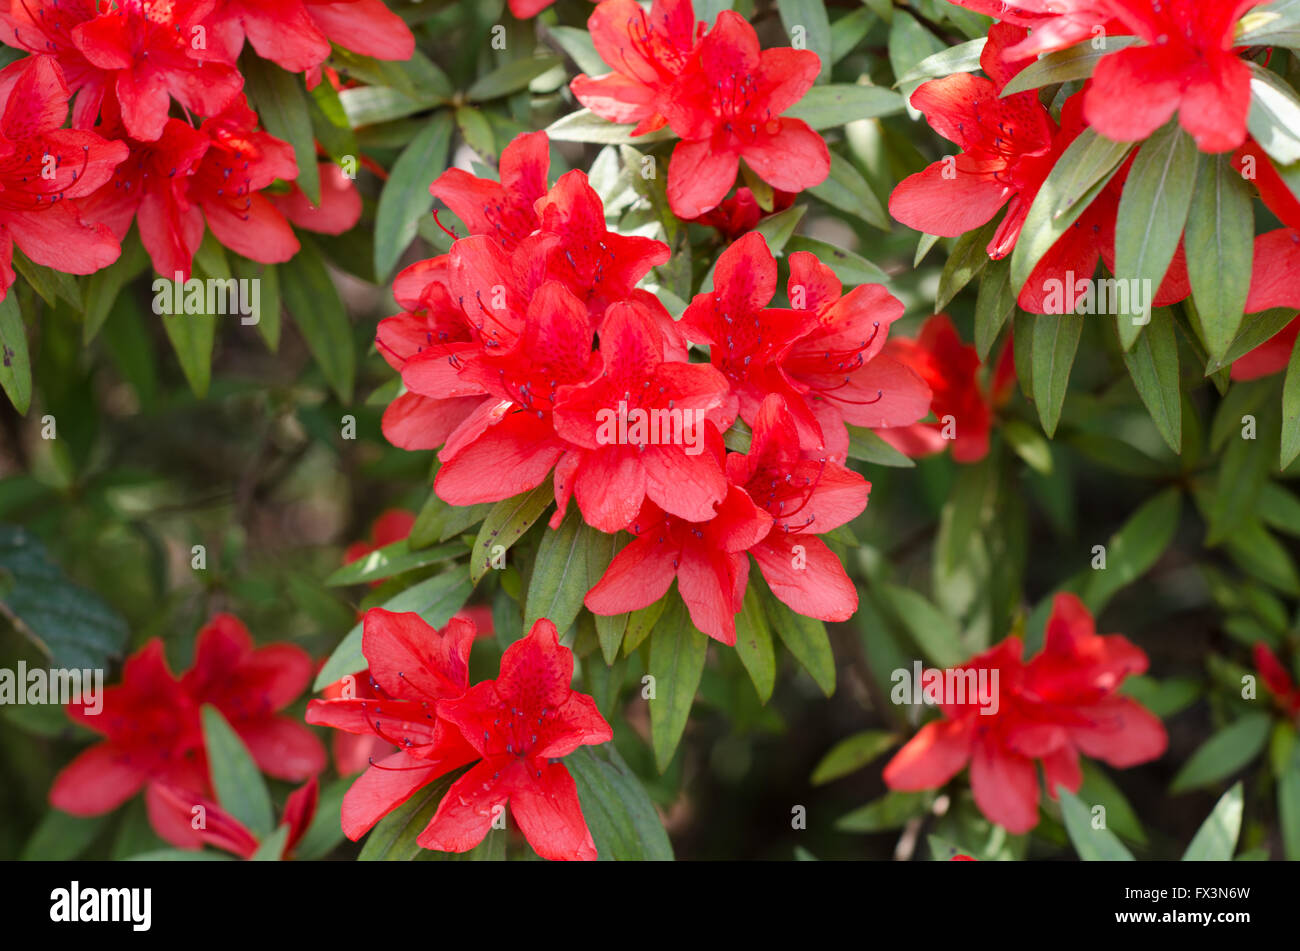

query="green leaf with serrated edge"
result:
[762,579,835,696]
[1030,313,1084,437]
[879,582,964,668]
[1121,308,1182,453]
[325,539,462,587]
[1186,154,1254,362]
[1170,714,1271,793]
[1206,307,1298,374]
[523,505,588,635]
[568,745,674,860]
[811,731,897,785]
[975,258,1016,360]
[466,55,561,101]
[785,236,890,285]
[807,150,888,229]
[1282,335,1300,468]
[0,293,30,415]
[1081,489,1182,613]
[83,231,149,344]
[835,790,929,832]
[1248,64,1300,165]
[470,481,552,585]
[734,583,776,704]
[622,594,668,656]
[1114,123,1197,345]
[201,705,274,838]
[1000,37,1141,96]
[1057,787,1135,860]
[280,237,354,403]
[1010,129,1131,292]
[936,220,996,312]
[545,108,675,146]
[783,84,905,130]
[648,597,708,773]
[845,425,916,467]
[242,54,319,203]
[1182,782,1244,860]
[314,571,472,689]
[357,769,465,860]
[894,37,986,86]
[374,111,453,283]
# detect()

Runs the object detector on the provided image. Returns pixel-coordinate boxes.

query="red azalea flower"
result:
[50,614,324,849]
[418,618,614,860]
[0,56,126,299]
[585,443,774,645]
[876,315,1015,464]
[71,0,244,142]
[724,394,869,622]
[0,0,106,128]
[305,609,481,839]
[270,162,363,235]
[692,186,795,241]
[945,1,1120,59]
[429,130,550,251]
[549,296,731,532]
[680,232,930,460]
[889,24,1056,256]
[883,593,1167,834]
[151,776,319,859]
[659,10,829,219]
[1254,643,1300,718]
[204,0,413,74]
[343,508,417,569]
[570,0,702,135]
[1085,0,1265,153]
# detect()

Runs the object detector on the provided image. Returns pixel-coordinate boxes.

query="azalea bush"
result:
[2,0,1300,863]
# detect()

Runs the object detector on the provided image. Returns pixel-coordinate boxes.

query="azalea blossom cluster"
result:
[570,0,830,219]
[49,614,325,849]
[889,13,1300,337]
[884,594,1167,833]
[0,0,406,297]
[382,129,931,644]
[307,610,614,861]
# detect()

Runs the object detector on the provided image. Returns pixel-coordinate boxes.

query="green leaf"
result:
[1011,129,1131,292]
[1113,122,1198,345]
[879,582,965,668]
[1030,313,1084,437]
[1185,154,1255,362]
[242,55,319,203]
[314,570,473,689]
[1282,335,1300,468]
[1077,761,1148,846]
[974,258,1016,361]
[1057,787,1135,860]
[836,790,929,832]
[1121,308,1182,452]
[622,594,668,656]
[325,539,462,587]
[777,0,832,82]
[357,770,464,860]
[523,505,589,635]
[374,111,453,282]
[454,105,495,158]
[785,236,890,285]
[1247,64,1300,165]
[466,55,562,101]
[160,306,216,398]
[201,705,274,838]
[280,237,354,403]
[894,37,986,85]
[82,231,149,344]
[783,84,905,130]
[1206,307,1298,374]
[1181,782,1244,860]
[1000,37,1140,96]
[567,745,674,860]
[845,425,916,467]
[648,596,708,773]
[545,25,606,75]
[763,582,836,695]
[545,108,675,146]
[1280,742,1300,860]
[249,825,290,861]
[339,86,441,127]
[0,293,31,415]
[21,811,108,861]
[807,150,888,229]
[733,583,776,704]
[811,730,897,785]
[470,481,552,585]
[936,221,995,312]
[1170,714,1271,793]
[1003,419,1054,475]
[0,524,128,670]
[1081,489,1182,612]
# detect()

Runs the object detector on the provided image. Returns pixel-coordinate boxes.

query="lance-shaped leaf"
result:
[1185,154,1254,362]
